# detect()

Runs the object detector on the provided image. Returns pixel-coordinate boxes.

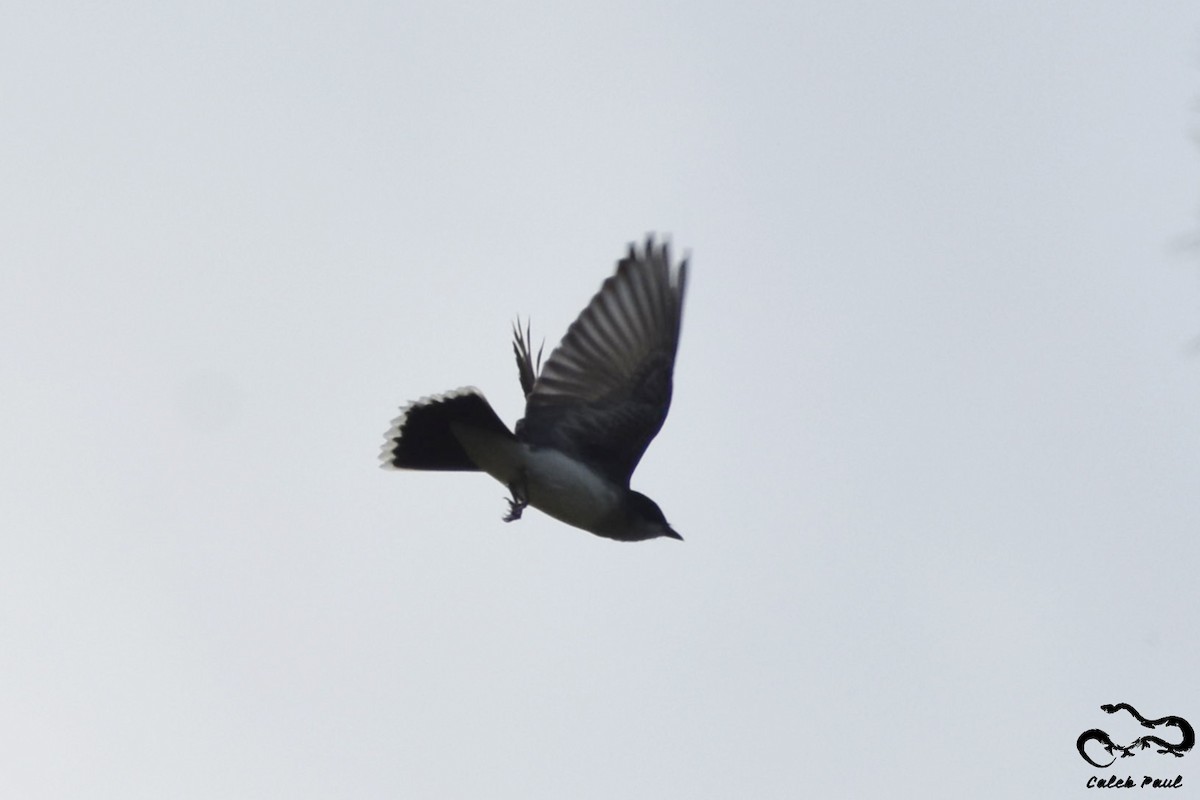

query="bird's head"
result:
[624,491,682,541]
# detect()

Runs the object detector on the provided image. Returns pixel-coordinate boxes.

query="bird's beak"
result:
[664,527,683,541]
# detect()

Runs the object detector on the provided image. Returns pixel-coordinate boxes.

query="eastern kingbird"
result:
[380,237,688,542]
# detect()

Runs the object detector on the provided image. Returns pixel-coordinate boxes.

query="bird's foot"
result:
[503,477,528,523]
[503,496,526,522]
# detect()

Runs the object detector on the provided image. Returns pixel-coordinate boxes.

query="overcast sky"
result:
[3,2,1199,798]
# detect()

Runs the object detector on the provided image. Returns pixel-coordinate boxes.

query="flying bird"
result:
[380,237,688,541]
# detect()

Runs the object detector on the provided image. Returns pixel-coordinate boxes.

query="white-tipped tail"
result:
[380,386,514,471]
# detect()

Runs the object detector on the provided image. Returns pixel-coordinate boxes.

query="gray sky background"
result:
[3,2,1199,798]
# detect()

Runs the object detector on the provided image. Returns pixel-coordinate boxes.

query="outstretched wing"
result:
[517,236,688,485]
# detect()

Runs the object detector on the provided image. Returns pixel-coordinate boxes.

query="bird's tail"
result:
[380,387,514,471]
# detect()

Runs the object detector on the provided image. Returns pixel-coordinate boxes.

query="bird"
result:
[379,236,688,542]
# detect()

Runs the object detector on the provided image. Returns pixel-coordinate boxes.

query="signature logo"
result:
[1077,703,1194,769]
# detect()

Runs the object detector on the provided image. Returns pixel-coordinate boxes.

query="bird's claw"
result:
[503,477,528,523]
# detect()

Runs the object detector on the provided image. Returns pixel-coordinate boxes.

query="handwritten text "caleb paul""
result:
[1086,775,1183,789]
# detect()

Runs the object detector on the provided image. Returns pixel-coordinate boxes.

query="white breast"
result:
[521,447,621,531]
